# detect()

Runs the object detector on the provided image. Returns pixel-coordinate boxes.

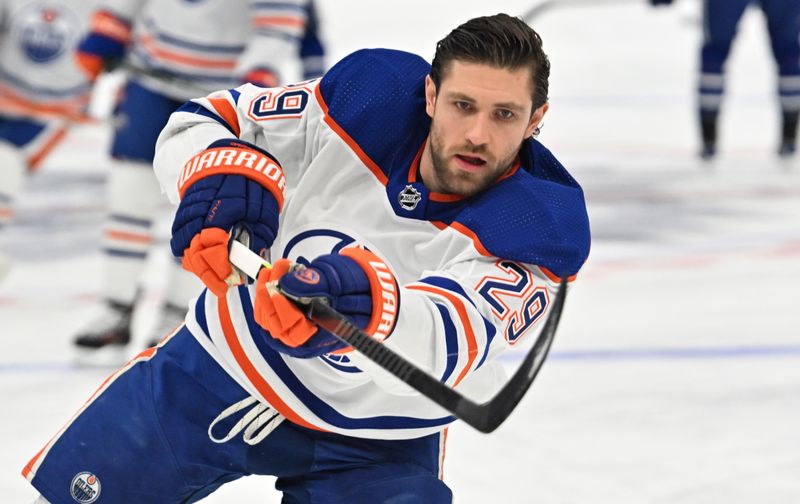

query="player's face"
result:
[421,61,548,197]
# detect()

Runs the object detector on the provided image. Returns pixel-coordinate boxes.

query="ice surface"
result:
[2,1,798,502]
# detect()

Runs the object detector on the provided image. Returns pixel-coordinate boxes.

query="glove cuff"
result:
[339,248,399,342]
[177,139,286,210]
[242,67,280,88]
[75,52,105,80]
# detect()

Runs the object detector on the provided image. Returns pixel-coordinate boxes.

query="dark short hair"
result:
[430,13,550,111]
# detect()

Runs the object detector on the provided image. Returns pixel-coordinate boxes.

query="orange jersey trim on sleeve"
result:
[207,97,241,137]
[218,295,325,432]
[90,10,132,44]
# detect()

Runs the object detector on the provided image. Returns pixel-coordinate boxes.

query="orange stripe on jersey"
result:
[314,85,388,185]
[497,159,521,182]
[438,427,449,480]
[139,34,237,69]
[446,222,577,282]
[217,295,325,432]
[429,191,463,203]
[540,266,577,283]
[208,97,241,137]
[449,221,491,256]
[90,11,132,44]
[105,229,153,244]
[407,284,478,387]
[448,221,578,281]
[21,449,44,481]
[252,16,306,28]
[21,339,168,480]
[27,127,67,170]
[0,84,91,123]
[405,141,424,183]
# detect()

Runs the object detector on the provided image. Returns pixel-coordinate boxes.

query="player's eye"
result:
[496,109,515,120]
[454,101,472,111]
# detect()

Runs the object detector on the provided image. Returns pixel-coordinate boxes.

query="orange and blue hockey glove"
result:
[242,67,280,88]
[75,10,132,80]
[254,249,399,358]
[172,138,285,297]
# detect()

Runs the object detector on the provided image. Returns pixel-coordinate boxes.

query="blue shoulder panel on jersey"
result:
[318,48,431,179]
[454,140,591,277]
[319,49,590,277]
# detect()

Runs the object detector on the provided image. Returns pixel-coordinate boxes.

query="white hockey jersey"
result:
[154,49,591,439]
[95,0,309,101]
[0,0,95,121]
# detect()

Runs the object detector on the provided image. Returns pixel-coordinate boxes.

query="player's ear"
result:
[525,102,549,138]
[425,75,437,118]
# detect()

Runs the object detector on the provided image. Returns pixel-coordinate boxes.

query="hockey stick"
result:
[522,0,645,22]
[119,61,213,95]
[227,239,568,433]
[522,0,700,26]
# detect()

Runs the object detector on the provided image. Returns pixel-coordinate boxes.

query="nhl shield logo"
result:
[70,472,101,503]
[397,185,422,211]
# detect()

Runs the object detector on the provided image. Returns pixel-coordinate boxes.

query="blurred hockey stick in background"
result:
[120,61,212,95]
[86,61,213,120]
[227,238,568,433]
[522,0,645,22]
[522,0,700,26]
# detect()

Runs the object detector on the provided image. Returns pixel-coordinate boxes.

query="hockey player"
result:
[299,0,325,81]
[651,0,800,158]
[23,13,590,502]
[71,0,323,356]
[0,0,96,279]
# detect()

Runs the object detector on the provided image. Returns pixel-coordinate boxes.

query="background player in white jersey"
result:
[71,0,324,356]
[23,13,590,502]
[0,0,96,279]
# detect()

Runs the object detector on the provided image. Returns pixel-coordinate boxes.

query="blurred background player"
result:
[0,0,96,280]
[652,0,800,159]
[72,0,325,358]
[299,0,325,81]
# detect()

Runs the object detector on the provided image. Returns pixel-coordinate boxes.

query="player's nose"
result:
[464,114,490,146]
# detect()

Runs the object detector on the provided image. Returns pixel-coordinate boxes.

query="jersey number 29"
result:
[476,261,549,344]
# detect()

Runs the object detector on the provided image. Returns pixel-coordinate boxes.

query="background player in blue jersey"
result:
[23,13,590,503]
[652,0,800,158]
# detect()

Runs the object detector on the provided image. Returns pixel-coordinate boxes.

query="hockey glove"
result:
[254,248,399,358]
[242,67,280,88]
[172,138,285,297]
[75,11,132,80]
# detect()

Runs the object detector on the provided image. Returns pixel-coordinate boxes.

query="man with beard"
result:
[24,13,590,503]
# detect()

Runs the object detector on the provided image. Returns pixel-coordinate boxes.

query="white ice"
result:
[2,1,799,502]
